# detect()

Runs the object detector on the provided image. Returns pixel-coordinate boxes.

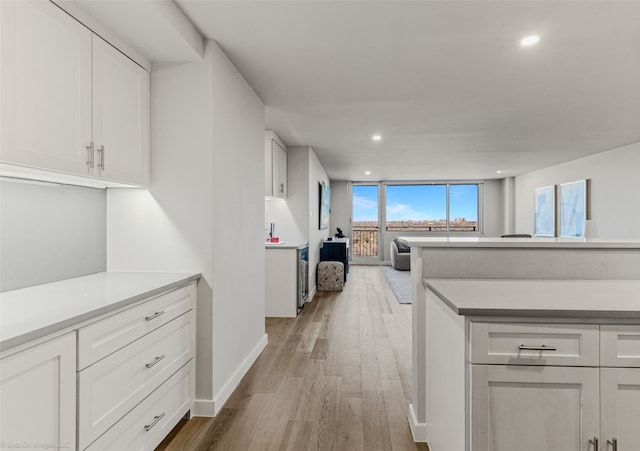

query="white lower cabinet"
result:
[471,365,599,451]
[78,311,195,449]
[600,368,640,450]
[77,282,196,450]
[469,322,640,451]
[0,332,76,451]
[85,362,195,451]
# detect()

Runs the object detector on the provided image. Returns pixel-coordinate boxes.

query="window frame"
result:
[382,181,483,235]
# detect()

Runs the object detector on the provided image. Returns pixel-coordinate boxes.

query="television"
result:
[319,181,330,230]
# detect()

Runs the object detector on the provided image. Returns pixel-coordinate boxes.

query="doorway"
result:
[351,184,381,261]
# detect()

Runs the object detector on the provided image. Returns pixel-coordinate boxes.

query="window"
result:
[384,183,480,233]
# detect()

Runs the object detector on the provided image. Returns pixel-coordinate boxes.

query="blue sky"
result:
[352,184,478,222]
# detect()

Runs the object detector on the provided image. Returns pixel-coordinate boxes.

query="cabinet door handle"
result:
[518,344,557,352]
[145,311,165,321]
[144,412,165,431]
[97,145,105,170]
[86,142,94,169]
[145,354,166,368]
[607,438,617,451]
[590,437,599,451]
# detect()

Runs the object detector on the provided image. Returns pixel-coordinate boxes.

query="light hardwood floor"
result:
[157,265,429,451]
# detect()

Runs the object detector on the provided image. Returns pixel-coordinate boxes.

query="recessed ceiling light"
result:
[372,135,382,141]
[365,171,371,175]
[496,170,503,174]
[520,35,540,47]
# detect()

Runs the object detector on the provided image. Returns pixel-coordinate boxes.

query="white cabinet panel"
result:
[265,248,298,317]
[78,312,194,449]
[92,35,149,185]
[600,368,640,450]
[0,332,76,451]
[471,365,600,451]
[470,322,599,366]
[272,139,287,197]
[0,0,149,187]
[86,362,194,451]
[601,325,640,368]
[77,282,195,370]
[265,131,287,198]
[1,0,92,175]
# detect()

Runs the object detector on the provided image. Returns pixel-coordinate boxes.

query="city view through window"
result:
[352,183,480,257]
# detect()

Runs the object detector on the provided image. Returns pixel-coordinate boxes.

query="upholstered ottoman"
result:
[317,261,344,291]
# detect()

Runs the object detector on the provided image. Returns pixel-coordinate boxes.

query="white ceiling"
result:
[74,0,640,182]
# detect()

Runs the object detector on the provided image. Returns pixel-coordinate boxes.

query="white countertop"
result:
[0,271,200,351]
[265,242,308,249]
[425,279,640,319]
[402,237,640,249]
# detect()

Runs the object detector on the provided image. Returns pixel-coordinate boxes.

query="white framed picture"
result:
[534,185,556,237]
[559,179,589,237]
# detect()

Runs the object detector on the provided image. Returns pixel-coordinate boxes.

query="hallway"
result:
[158,265,428,450]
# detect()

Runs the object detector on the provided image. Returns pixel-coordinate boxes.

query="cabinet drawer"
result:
[78,312,194,449]
[78,282,195,369]
[86,361,194,451]
[601,325,640,368]
[470,322,599,366]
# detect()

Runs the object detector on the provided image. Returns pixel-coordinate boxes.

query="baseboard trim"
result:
[192,398,215,417]
[192,333,268,417]
[408,403,428,442]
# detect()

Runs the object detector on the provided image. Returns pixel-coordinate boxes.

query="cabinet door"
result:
[471,365,599,451]
[600,368,640,450]
[92,35,150,186]
[1,0,92,175]
[272,139,287,198]
[601,325,640,368]
[0,332,76,451]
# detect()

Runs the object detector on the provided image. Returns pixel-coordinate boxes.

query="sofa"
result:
[390,238,411,271]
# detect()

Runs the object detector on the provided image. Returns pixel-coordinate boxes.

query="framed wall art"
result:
[318,181,331,230]
[534,185,556,237]
[559,179,589,237]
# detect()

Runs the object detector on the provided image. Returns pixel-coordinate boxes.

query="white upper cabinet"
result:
[265,130,287,199]
[92,36,150,186]
[1,0,93,176]
[0,0,150,187]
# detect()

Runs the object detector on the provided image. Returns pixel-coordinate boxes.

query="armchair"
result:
[390,238,411,271]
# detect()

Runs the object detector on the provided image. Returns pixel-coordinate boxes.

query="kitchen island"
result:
[400,237,640,445]
[421,278,640,451]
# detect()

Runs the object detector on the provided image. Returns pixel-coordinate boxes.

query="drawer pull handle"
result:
[145,311,165,321]
[607,438,617,451]
[145,355,166,368]
[590,437,599,451]
[518,344,557,352]
[144,412,165,431]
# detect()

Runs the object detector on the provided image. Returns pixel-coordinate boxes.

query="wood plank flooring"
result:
[157,265,429,451]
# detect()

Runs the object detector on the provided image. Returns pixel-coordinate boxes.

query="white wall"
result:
[0,181,106,292]
[483,178,504,237]
[210,41,266,409]
[107,40,266,415]
[515,142,640,239]
[308,148,330,289]
[329,180,350,239]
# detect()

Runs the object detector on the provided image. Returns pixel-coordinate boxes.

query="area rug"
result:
[381,266,411,304]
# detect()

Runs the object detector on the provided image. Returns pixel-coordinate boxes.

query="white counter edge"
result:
[1,272,201,352]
